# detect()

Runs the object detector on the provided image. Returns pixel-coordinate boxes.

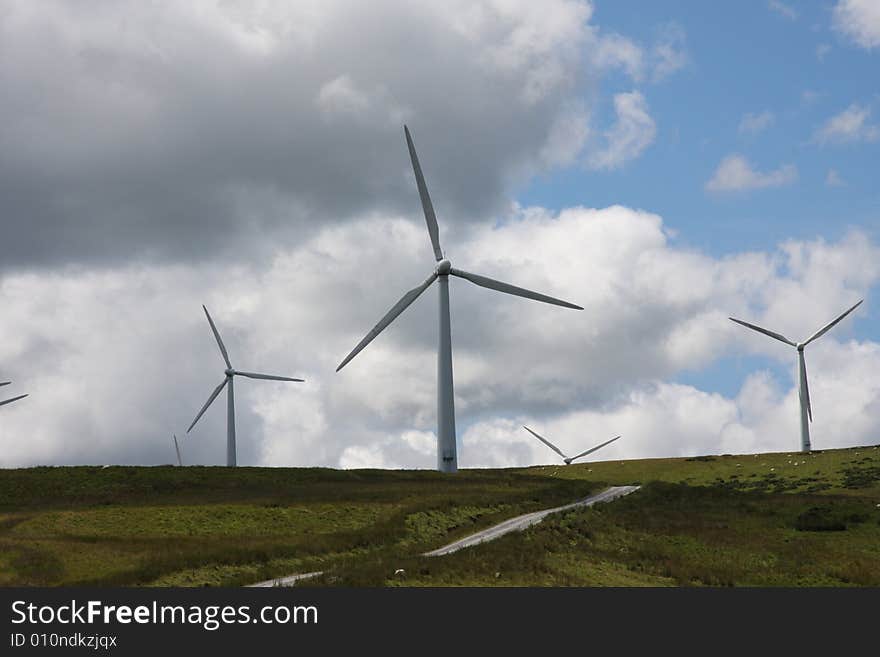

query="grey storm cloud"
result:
[0,0,613,269]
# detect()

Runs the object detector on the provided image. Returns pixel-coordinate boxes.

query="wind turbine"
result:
[0,381,27,408]
[172,434,183,467]
[336,126,583,473]
[523,426,620,465]
[187,305,304,466]
[729,299,863,453]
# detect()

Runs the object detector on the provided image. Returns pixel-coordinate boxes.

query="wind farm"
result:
[0,121,874,589]
[1,0,879,599]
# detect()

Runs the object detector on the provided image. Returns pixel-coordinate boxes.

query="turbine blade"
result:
[187,378,228,433]
[523,425,567,459]
[568,435,621,463]
[799,353,812,423]
[0,381,10,387]
[173,434,183,467]
[451,268,583,310]
[0,393,27,407]
[203,305,232,369]
[336,273,438,371]
[803,299,864,346]
[235,371,304,382]
[728,317,796,347]
[404,126,443,261]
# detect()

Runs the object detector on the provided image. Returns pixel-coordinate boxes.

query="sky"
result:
[0,0,878,469]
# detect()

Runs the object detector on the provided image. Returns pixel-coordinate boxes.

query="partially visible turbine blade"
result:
[728,317,796,347]
[173,434,183,467]
[523,425,567,460]
[404,126,444,262]
[568,435,621,463]
[337,273,438,372]
[203,305,232,369]
[235,371,304,382]
[0,394,27,408]
[803,299,864,346]
[451,268,583,310]
[187,378,228,433]
[0,382,10,387]
[799,353,812,423]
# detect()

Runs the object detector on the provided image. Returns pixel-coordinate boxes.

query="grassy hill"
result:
[1,445,878,587]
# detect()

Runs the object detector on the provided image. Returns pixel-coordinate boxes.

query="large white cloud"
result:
[1,205,876,469]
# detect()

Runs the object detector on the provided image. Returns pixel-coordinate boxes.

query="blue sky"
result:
[520,1,879,397]
[524,2,878,253]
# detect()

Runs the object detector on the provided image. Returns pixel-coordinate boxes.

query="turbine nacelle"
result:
[796,343,806,352]
[225,368,235,377]
[435,259,452,275]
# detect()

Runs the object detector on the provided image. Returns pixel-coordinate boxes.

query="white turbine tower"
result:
[0,381,27,408]
[337,126,583,473]
[524,426,620,465]
[729,299,863,453]
[187,305,304,466]
[172,434,183,467]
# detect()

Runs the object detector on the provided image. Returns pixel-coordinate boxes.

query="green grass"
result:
[0,466,596,586]
[1,445,878,587]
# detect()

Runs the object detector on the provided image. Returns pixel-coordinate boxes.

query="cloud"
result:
[768,1,798,20]
[816,43,832,61]
[833,0,880,49]
[651,23,688,82]
[826,169,846,187]
[591,32,645,81]
[739,111,775,136]
[588,21,687,85]
[1,205,876,469]
[705,155,798,192]
[587,91,656,170]
[813,103,880,144]
[0,0,621,270]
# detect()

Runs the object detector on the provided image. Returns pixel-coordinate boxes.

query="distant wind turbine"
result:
[187,305,304,466]
[729,299,863,453]
[523,426,620,465]
[337,126,583,473]
[172,434,183,467]
[0,381,28,408]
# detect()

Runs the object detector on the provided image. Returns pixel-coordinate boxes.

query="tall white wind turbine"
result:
[729,299,863,453]
[337,126,583,473]
[187,305,304,466]
[523,426,620,465]
[0,381,28,408]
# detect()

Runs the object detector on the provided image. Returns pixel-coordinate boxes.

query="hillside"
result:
[1,445,878,586]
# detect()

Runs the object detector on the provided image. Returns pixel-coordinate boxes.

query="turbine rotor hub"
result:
[225,368,235,376]
[435,259,452,275]
[796,343,805,352]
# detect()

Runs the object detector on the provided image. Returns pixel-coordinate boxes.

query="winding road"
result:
[247,485,640,586]
[422,485,640,557]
